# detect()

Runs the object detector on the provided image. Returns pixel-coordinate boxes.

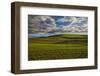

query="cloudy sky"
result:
[28,15,88,34]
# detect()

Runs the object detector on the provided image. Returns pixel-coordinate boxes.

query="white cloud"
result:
[28,15,88,34]
[62,24,88,33]
[57,16,88,33]
[56,16,80,23]
[28,15,57,33]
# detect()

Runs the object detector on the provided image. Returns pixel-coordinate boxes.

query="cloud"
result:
[28,15,88,34]
[62,24,87,33]
[28,15,57,33]
[61,23,88,33]
[57,16,87,25]
[56,16,79,23]
[56,16,88,33]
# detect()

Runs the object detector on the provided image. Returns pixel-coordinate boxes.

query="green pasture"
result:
[28,34,88,60]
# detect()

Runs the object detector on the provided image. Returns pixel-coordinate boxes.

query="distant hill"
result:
[28,32,87,38]
[28,33,63,38]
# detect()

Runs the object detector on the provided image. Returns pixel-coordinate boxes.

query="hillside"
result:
[28,34,88,60]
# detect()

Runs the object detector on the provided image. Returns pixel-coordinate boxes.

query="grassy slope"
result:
[28,34,88,60]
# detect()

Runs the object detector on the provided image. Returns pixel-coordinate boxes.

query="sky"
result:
[28,15,88,34]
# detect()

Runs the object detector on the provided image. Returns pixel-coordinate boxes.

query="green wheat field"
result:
[28,34,88,61]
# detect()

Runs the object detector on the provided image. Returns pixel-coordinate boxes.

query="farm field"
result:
[28,34,88,60]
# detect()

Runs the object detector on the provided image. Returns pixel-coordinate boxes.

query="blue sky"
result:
[28,15,88,33]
